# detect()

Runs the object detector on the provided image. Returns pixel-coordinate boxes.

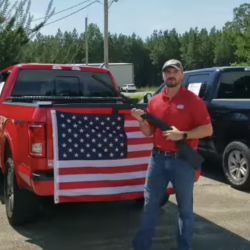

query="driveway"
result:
[0,163,250,250]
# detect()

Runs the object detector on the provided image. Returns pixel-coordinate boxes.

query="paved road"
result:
[0,163,250,250]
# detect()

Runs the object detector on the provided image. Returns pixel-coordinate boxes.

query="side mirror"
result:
[143,93,152,103]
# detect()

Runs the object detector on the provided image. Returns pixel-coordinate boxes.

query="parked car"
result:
[120,84,137,92]
[142,66,250,191]
[0,63,170,226]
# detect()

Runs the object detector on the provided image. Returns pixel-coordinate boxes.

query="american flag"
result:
[51,109,200,204]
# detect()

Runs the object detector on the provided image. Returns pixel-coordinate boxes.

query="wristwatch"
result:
[182,132,188,140]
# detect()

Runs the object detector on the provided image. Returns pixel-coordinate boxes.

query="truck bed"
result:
[2,100,154,203]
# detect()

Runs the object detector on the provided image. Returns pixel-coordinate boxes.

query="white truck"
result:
[70,63,134,90]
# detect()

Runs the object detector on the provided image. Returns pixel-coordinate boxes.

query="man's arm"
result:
[139,120,155,137]
[131,99,156,137]
[186,124,213,139]
[187,98,213,139]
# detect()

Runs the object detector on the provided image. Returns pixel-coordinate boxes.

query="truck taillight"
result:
[28,124,46,158]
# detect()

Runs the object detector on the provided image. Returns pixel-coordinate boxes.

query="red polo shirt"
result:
[146,87,211,152]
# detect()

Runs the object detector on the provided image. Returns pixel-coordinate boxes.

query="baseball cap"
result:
[162,59,183,72]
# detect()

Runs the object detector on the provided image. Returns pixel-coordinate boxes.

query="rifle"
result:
[92,74,204,169]
[140,112,204,170]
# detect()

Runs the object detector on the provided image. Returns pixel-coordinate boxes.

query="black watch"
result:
[182,132,188,140]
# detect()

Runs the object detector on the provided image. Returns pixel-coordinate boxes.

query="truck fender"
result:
[214,111,250,150]
[1,120,18,175]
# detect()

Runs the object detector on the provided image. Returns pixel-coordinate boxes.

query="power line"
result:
[43,1,98,27]
[108,0,115,8]
[32,0,95,22]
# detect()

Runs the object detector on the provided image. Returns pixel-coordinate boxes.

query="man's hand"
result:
[131,108,145,122]
[163,126,183,141]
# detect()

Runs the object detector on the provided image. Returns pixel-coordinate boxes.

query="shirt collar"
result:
[162,86,184,101]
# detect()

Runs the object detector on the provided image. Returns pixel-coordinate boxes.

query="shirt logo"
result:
[177,104,184,109]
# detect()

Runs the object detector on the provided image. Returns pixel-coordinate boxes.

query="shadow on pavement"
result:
[13,200,250,250]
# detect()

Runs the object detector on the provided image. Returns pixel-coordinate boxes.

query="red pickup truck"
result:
[0,63,172,226]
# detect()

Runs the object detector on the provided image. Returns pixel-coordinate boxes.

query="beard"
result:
[165,78,181,88]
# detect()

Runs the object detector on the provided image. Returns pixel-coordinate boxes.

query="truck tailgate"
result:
[46,103,153,203]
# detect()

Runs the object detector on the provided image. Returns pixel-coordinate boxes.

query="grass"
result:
[129,95,143,99]
[128,95,143,101]
[136,86,158,92]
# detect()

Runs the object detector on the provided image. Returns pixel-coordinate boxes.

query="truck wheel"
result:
[222,141,250,191]
[135,194,169,208]
[4,157,41,226]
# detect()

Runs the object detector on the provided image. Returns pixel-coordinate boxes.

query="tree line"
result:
[1,1,250,87]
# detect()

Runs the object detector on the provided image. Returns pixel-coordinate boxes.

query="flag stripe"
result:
[128,143,153,152]
[59,189,175,203]
[58,192,145,203]
[125,127,142,132]
[59,164,148,175]
[58,156,150,168]
[125,150,151,158]
[59,182,173,196]
[124,120,141,127]
[59,170,147,183]
[59,185,145,196]
[127,131,148,139]
[59,177,146,190]
[127,137,153,145]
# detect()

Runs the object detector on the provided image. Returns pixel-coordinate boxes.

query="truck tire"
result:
[0,169,4,204]
[4,157,41,226]
[222,141,250,191]
[135,194,169,208]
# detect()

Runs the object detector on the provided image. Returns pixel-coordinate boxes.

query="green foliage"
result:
[2,2,250,87]
[231,62,250,66]
[224,3,250,64]
[0,0,55,69]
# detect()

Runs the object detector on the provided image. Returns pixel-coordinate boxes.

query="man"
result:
[130,59,213,250]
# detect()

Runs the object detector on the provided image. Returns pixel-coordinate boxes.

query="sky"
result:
[26,0,246,39]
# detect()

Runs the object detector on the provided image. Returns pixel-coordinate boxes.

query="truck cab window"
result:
[186,74,210,99]
[11,70,117,97]
[217,72,250,99]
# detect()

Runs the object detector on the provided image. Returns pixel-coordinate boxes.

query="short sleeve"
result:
[146,99,153,113]
[192,98,211,127]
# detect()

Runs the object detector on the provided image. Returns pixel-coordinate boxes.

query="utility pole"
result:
[85,17,88,65]
[104,0,109,68]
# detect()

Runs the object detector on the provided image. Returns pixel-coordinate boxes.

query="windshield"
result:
[217,71,250,99]
[11,70,117,97]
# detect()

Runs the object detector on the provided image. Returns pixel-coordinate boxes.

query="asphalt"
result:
[0,162,250,250]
